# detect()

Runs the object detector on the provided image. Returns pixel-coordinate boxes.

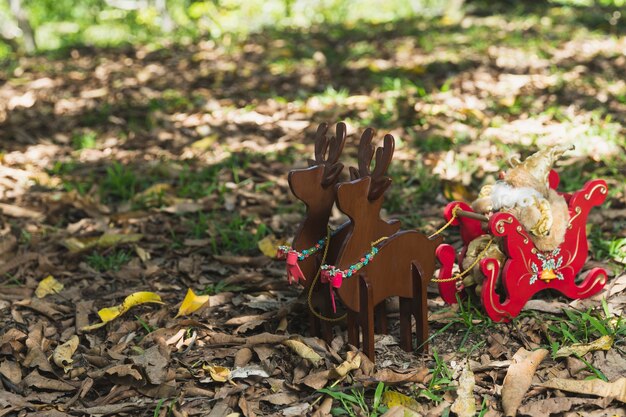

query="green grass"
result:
[417,349,455,403]
[208,214,269,255]
[72,131,98,150]
[199,279,244,296]
[540,300,625,379]
[588,227,626,265]
[176,165,222,199]
[99,162,140,203]
[86,250,132,272]
[319,382,387,417]
[135,315,157,334]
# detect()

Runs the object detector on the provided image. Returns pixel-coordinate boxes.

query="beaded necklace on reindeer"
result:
[276,229,339,284]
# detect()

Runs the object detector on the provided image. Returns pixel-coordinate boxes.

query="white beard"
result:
[490,181,543,210]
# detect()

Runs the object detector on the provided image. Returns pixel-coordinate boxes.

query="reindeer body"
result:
[336,230,440,311]
[330,176,441,360]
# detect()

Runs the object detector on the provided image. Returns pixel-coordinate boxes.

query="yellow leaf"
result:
[257,235,288,258]
[62,233,143,253]
[176,288,210,318]
[119,291,163,313]
[52,335,79,372]
[203,364,231,382]
[82,291,163,332]
[382,391,421,412]
[98,306,122,323]
[555,335,614,358]
[81,321,108,331]
[132,183,174,206]
[282,339,322,365]
[191,135,218,151]
[35,275,64,298]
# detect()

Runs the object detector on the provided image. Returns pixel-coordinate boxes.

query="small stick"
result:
[455,210,489,222]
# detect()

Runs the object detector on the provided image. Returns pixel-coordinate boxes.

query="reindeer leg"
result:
[374,303,388,334]
[319,290,334,343]
[308,312,321,338]
[412,262,429,354]
[307,290,322,338]
[399,297,413,352]
[347,311,359,348]
[359,273,375,361]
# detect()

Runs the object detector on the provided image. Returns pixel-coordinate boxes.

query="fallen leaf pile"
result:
[1,3,626,415]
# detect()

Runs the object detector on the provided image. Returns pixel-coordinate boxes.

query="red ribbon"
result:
[285,250,306,284]
[321,269,343,313]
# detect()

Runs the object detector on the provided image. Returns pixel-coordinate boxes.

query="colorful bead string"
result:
[278,235,327,261]
[278,228,339,261]
[320,237,387,313]
[321,236,387,281]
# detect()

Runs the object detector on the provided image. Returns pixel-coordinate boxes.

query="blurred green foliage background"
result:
[1,0,625,60]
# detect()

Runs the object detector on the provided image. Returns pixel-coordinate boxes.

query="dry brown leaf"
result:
[331,351,361,378]
[283,339,322,366]
[555,335,613,358]
[593,349,626,381]
[244,333,289,346]
[302,370,330,390]
[0,203,44,220]
[517,397,607,416]
[131,345,169,385]
[539,377,626,403]
[234,348,253,368]
[23,369,76,391]
[238,395,257,417]
[105,364,143,384]
[502,348,549,416]
[311,397,333,417]
[0,360,22,385]
[361,367,429,385]
[52,335,79,372]
[261,392,300,405]
[451,363,476,417]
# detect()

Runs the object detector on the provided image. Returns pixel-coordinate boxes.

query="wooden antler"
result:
[349,130,394,201]
[307,122,346,188]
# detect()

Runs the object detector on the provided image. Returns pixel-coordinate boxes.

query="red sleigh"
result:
[436,171,609,322]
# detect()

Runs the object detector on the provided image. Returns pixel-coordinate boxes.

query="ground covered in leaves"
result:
[1,2,626,416]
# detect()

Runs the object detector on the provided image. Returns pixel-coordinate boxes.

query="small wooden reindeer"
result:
[321,134,442,360]
[283,122,348,341]
[282,123,400,342]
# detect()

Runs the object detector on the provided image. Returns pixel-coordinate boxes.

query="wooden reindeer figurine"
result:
[321,134,442,361]
[281,123,400,342]
[282,122,348,341]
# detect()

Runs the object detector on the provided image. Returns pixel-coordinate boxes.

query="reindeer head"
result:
[334,133,396,264]
[288,122,346,210]
[336,131,395,217]
[348,131,395,201]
